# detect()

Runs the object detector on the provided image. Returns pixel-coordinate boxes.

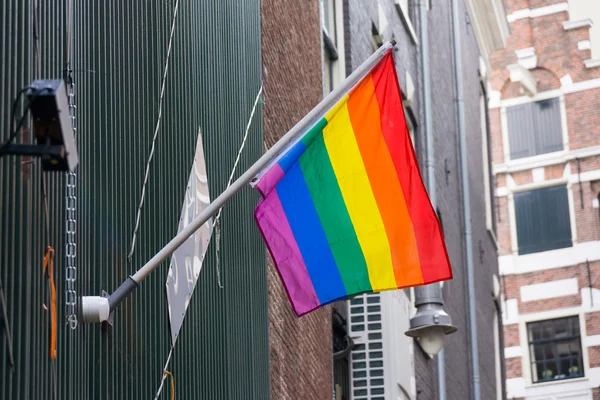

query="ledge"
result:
[563,19,593,30]
[585,58,600,69]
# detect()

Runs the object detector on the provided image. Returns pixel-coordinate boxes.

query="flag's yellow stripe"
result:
[323,98,397,291]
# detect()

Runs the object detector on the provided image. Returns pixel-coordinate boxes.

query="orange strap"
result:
[43,246,57,359]
[164,370,175,400]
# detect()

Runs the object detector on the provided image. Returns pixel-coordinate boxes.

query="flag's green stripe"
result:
[299,123,372,295]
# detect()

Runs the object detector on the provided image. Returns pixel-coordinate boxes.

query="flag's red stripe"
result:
[371,52,452,283]
[347,74,424,287]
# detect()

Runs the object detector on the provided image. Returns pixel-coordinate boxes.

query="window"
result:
[506,97,563,160]
[481,81,497,237]
[514,185,572,255]
[527,316,584,383]
[394,0,418,44]
[322,0,345,94]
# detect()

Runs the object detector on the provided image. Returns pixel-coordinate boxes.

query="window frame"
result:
[526,316,585,384]
[512,184,573,255]
[480,79,498,242]
[321,0,345,95]
[500,91,570,165]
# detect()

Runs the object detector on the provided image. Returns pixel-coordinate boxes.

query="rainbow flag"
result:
[253,50,452,316]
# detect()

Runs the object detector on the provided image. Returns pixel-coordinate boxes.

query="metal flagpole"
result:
[79,41,396,324]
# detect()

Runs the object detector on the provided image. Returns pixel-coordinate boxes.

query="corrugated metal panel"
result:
[0,1,268,398]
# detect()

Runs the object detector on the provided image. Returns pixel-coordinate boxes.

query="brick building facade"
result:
[261,1,334,399]
[488,0,600,399]
[261,0,510,399]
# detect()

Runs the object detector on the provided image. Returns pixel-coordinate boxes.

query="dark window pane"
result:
[515,185,572,255]
[368,314,381,321]
[370,360,383,368]
[368,333,382,340]
[371,369,384,377]
[367,296,380,304]
[528,317,583,383]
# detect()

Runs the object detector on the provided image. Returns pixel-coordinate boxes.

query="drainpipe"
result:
[450,1,481,400]
[416,1,447,400]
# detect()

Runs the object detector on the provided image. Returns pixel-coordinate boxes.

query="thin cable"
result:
[213,85,263,288]
[128,0,180,262]
[154,346,174,400]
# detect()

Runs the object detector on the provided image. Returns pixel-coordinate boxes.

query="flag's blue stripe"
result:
[275,161,347,304]
[277,141,306,172]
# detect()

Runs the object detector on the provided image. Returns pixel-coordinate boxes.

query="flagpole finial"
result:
[390,39,397,46]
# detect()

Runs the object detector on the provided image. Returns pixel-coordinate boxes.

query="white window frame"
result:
[499,90,570,166]
[394,0,418,44]
[481,80,498,243]
[518,312,592,389]
[321,0,346,95]
[507,179,578,257]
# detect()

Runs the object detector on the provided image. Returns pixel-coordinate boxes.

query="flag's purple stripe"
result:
[254,186,320,316]
[255,162,285,196]
[275,162,347,305]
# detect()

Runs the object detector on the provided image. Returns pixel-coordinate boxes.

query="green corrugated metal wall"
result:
[0,1,269,398]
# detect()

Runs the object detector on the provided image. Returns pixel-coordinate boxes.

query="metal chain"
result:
[65,69,78,330]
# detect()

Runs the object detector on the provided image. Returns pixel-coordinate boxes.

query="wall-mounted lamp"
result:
[0,80,78,172]
[405,283,456,356]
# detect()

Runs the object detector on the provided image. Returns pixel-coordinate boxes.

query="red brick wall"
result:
[594,387,600,400]
[501,261,600,314]
[586,312,600,336]
[589,346,600,368]
[506,357,523,379]
[261,1,333,399]
[566,89,600,151]
[497,196,512,256]
[504,324,520,347]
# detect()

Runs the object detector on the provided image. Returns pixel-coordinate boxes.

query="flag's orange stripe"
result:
[347,74,425,287]
[371,52,452,283]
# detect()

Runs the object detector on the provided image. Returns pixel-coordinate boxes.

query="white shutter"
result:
[348,291,416,400]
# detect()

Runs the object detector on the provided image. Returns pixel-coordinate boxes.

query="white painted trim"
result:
[515,311,599,395]
[560,94,570,152]
[515,47,537,69]
[564,77,600,93]
[500,107,510,163]
[532,167,544,182]
[584,58,600,69]
[509,177,567,193]
[489,78,600,110]
[498,88,562,108]
[493,146,600,174]
[578,40,591,50]
[495,186,509,197]
[563,18,593,31]
[499,240,600,275]
[520,278,579,302]
[507,63,537,95]
[394,0,418,45]
[582,288,600,309]
[507,3,568,23]
[585,335,600,348]
[496,169,600,196]
[504,346,522,359]
[569,169,600,184]
[568,182,578,244]
[507,192,519,254]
